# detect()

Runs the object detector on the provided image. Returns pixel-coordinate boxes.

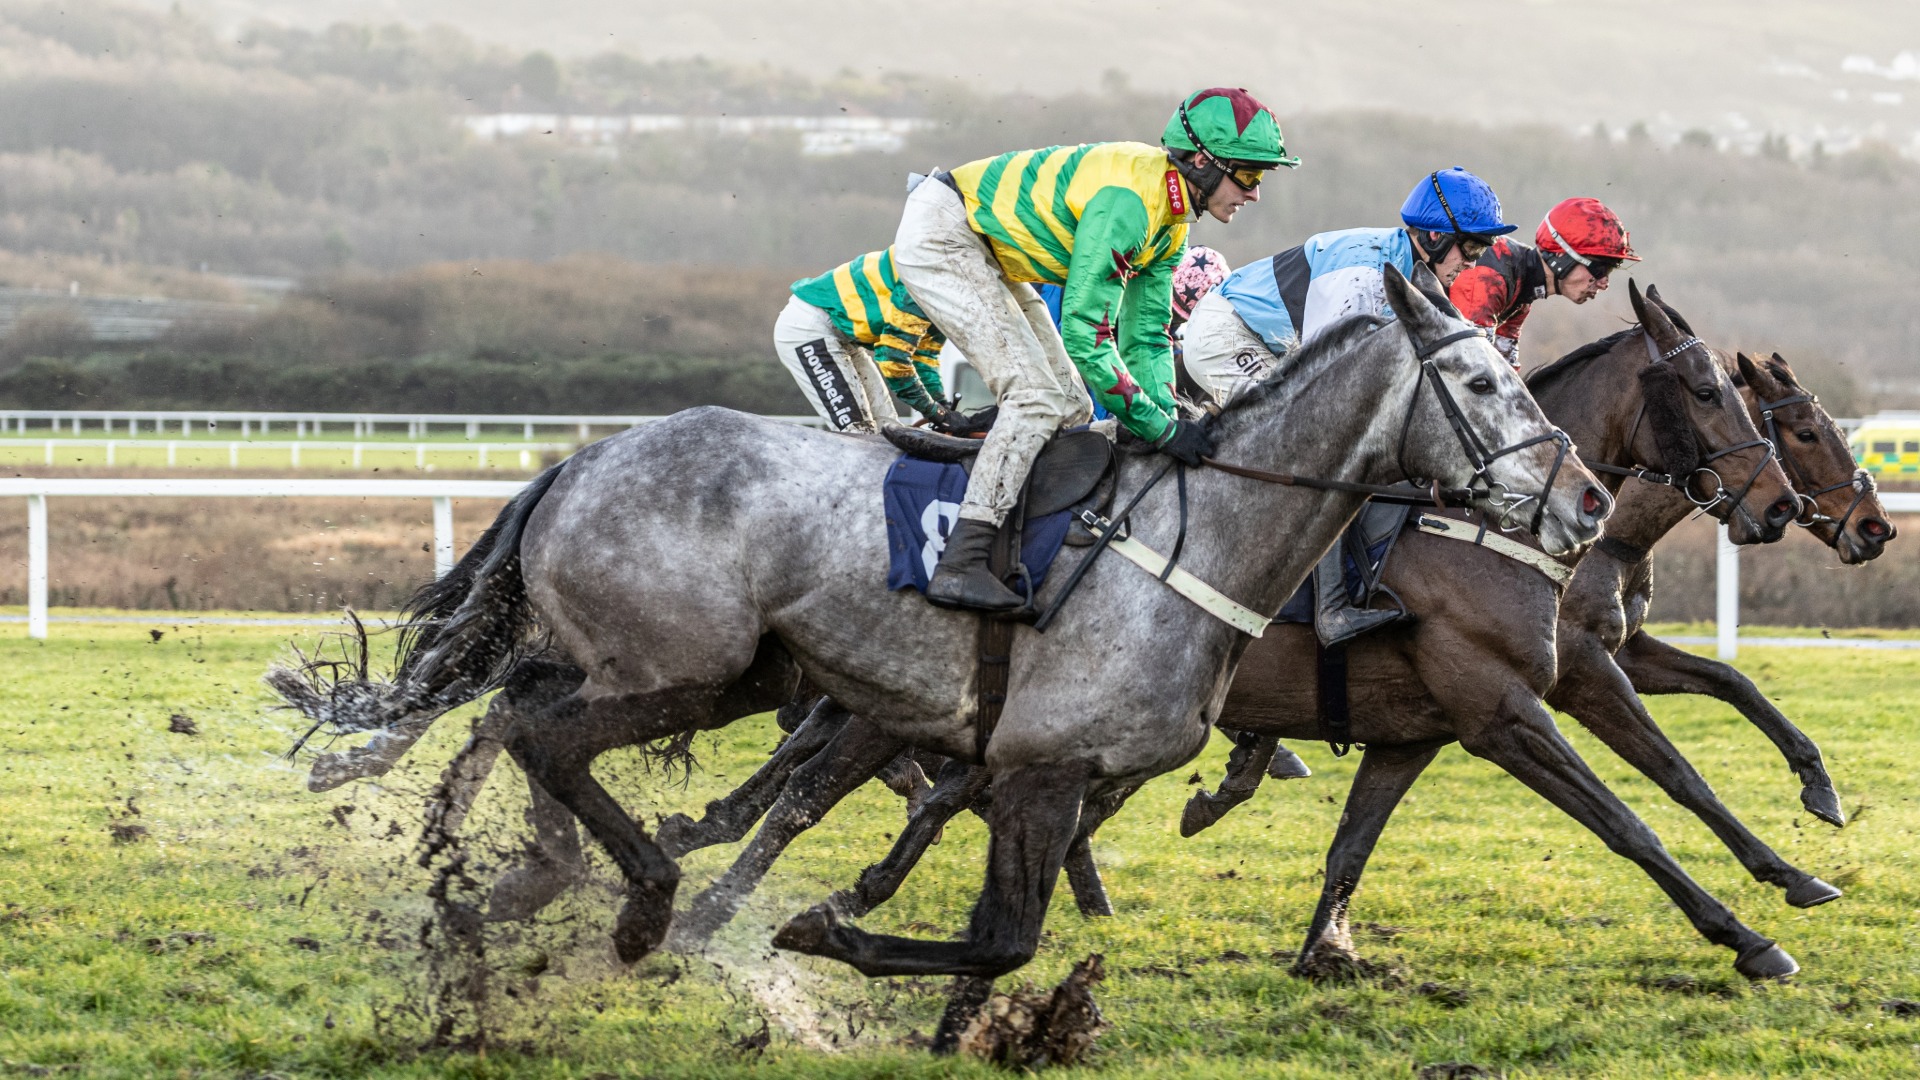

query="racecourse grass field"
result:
[2,624,1919,1077]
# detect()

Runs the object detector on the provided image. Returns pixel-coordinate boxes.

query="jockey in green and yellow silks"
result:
[778,247,962,432]
[894,87,1297,611]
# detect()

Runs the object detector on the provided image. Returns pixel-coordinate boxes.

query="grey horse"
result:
[271,265,1608,978]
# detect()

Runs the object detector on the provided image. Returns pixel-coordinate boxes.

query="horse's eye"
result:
[1795,430,1818,444]
[1694,388,1716,403]
[1468,376,1495,395]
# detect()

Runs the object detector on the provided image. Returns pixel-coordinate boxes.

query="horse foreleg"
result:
[654,697,852,857]
[1549,644,1840,909]
[1180,731,1279,837]
[828,758,990,918]
[1293,741,1440,978]
[1458,685,1797,981]
[774,760,1092,978]
[665,711,904,952]
[1614,630,1843,827]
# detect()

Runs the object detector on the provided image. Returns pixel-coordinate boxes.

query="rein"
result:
[1756,390,1877,540]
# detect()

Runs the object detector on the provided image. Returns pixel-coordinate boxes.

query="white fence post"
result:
[27,494,47,640]
[433,496,454,578]
[1716,524,1739,660]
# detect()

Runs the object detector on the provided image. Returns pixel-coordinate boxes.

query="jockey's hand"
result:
[1155,419,1215,467]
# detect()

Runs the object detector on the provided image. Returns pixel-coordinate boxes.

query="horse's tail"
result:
[268,461,567,760]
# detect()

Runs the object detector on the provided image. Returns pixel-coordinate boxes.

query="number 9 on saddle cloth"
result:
[1275,498,1415,647]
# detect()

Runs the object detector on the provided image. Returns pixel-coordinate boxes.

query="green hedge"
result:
[0,352,812,415]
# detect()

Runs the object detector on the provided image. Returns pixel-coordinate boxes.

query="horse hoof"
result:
[654,813,698,857]
[612,881,676,965]
[1267,748,1312,780]
[1785,877,1843,909]
[1179,793,1231,838]
[1800,785,1846,829]
[771,905,836,956]
[1735,942,1799,981]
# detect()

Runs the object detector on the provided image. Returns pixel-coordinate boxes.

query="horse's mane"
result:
[1218,313,1387,422]
[1524,327,1639,394]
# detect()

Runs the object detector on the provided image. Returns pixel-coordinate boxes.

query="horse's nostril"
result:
[1581,488,1604,516]
[1861,517,1892,540]
[1768,498,1797,525]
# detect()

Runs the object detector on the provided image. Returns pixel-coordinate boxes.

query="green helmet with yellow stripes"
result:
[1161,87,1298,170]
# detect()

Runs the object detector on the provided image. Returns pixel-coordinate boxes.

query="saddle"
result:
[883,425,1116,525]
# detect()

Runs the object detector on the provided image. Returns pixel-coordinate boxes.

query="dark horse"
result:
[271,267,1607,978]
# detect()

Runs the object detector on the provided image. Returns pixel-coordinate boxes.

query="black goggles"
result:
[1585,257,1624,280]
[1456,233,1497,261]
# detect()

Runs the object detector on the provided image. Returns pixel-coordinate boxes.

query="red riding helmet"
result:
[1536,197,1640,278]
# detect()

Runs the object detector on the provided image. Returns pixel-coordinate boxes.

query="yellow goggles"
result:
[1225,165,1269,191]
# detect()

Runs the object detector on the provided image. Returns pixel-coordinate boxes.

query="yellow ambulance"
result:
[1851,412,1920,476]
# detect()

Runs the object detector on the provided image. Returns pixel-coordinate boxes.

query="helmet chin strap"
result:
[1171,152,1227,212]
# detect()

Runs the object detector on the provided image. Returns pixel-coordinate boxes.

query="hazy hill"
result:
[144,0,1920,157]
[0,1,1915,409]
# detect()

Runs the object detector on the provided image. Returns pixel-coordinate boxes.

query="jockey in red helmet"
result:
[1449,197,1640,369]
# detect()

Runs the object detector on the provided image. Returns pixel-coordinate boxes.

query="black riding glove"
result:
[1155,419,1215,467]
[930,404,998,437]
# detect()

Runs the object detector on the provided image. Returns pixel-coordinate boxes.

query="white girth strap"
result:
[1413,513,1573,587]
[1101,529,1272,637]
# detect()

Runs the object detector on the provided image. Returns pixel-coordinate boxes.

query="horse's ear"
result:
[1382,262,1444,332]
[1645,283,1696,335]
[1407,261,1461,317]
[1629,279,1681,347]
[1735,351,1766,390]
[1767,351,1801,387]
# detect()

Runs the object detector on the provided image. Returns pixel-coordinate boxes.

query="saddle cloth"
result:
[884,457,1074,594]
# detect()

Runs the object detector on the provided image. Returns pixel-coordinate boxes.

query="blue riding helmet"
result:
[1400,167,1517,236]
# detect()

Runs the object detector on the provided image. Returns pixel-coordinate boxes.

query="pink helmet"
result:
[1171,245,1231,320]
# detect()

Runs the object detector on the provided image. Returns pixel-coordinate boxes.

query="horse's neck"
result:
[1532,342,1641,498]
[1175,337,1410,613]
[1601,482,1697,554]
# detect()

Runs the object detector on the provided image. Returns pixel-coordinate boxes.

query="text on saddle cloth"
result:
[884,456,1074,594]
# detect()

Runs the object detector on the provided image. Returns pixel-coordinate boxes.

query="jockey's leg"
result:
[894,177,1074,611]
[1180,290,1285,402]
[773,295,877,432]
[848,346,904,428]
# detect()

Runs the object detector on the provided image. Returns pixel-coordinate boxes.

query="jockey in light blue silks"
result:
[1181,167,1516,402]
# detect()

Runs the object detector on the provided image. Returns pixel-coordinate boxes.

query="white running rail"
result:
[0,410,827,440]
[5,438,571,470]
[4,484,1915,647]
[2,477,526,639]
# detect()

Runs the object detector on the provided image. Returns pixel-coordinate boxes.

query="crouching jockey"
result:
[1450,197,1639,370]
[779,247,977,433]
[1182,167,1515,401]
[896,87,1296,612]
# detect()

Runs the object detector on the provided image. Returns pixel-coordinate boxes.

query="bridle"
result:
[1395,326,1571,533]
[1579,330,1777,528]
[1754,388,1877,539]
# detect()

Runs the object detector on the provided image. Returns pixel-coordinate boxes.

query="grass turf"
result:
[1,623,1917,1077]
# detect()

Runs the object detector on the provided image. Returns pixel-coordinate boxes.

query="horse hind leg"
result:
[486,743,590,922]
[1615,630,1843,828]
[775,759,1092,978]
[1549,644,1839,909]
[1459,685,1797,981]
[665,709,904,953]
[654,696,851,857]
[508,685,715,964]
[1061,781,1140,918]
[1293,741,1440,979]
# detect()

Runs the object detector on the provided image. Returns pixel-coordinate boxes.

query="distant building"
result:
[457,113,935,156]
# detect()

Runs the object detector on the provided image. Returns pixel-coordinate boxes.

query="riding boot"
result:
[926,518,1024,613]
[1312,547,1400,647]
